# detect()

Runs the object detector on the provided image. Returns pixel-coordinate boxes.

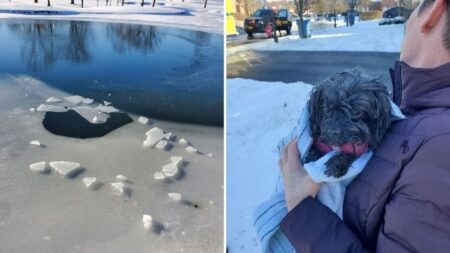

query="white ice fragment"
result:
[178,138,189,145]
[208,153,214,157]
[170,156,183,166]
[142,214,153,230]
[104,100,112,105]
[82,98,94,104]
[143,127,164,148]
[73,106,110,124]
[162,163,179,177]
[116,175,127,181]
[63,95,85,105]
[168,192,182,202]
[29,161,48,173]
[163,132,173,140]
[46,97,62,103]
[155,140,168,150]
[37,104,68,112]
[185,146,198,154]
[95,105,119,113]
[30,140,41,146]
[29,108,35,112]
[49,161,81,176]
[111,182,125,196]
[82,177,97,188]
[154,172,165,180]
[138,116,149,124]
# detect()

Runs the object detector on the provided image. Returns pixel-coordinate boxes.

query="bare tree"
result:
[141,0,144,6]
[204,0,207,8]
[47,0,51,6]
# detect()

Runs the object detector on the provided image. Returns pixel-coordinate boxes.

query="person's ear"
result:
[421,0,448,33]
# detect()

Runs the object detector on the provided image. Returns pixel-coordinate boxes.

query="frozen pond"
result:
[0,19,223,125]
[0,19,223,253]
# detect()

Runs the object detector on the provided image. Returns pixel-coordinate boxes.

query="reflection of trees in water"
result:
[106,23,161,54]
[7,20,93,71]
[65,21,91,64]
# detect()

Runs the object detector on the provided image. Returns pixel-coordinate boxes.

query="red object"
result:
[265,24,273,37]
[314,139,368,155]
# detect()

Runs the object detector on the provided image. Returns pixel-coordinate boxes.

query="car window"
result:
[278,10,288,18]
[252,10,261,17]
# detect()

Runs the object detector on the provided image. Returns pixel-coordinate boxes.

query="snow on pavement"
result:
[229,20,404,54]
[227,78,312,253]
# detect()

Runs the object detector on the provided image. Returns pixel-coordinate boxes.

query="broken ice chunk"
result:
[29,108,35,112]
[116,175,127,181]
[49,161,81,176]
[170,156,183,166]
[178,138,189,145]
[208,153,214,157]
[155,140,168,150]
[46,97,62,103]
[142,214,153,230]
[104,101,112,106]
[37,104,68,113]
[29,161,48,173]
[82,98,94,104]
[82,177,97,188]
[154,172,165,180]
[30,140,41,146]
[73,106,110,124]
[185,146,198,154]
[138,116,149,124]
[162,163,179,177]
[111,182,125,196]
[143,127,164,148]
[95,105,119,113]
[168,193,182,202]
[163,132,173,140]
[63,95,85,105]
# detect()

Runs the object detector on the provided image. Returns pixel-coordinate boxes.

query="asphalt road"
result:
[227,50,400,89]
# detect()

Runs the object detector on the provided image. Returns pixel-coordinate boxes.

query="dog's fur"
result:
[304,69,392,178]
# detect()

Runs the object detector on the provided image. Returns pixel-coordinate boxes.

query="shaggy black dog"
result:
[304,69,392,178]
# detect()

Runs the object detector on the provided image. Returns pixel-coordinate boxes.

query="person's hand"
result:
[279,140,320,211]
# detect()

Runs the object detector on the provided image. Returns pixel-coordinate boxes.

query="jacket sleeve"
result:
[280,134,450,253]
[280,197,372,253]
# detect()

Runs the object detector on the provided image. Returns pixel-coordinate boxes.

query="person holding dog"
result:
[278,0,450,252]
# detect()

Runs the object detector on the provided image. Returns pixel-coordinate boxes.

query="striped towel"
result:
[253,101,405,253]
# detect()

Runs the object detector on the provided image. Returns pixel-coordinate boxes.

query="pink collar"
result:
[314,139,368,155]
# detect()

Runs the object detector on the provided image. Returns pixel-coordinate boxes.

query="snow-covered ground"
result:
[0,0,223,34]
[0,75,223,253]
[228,20,404,54]
[226,79,312,252]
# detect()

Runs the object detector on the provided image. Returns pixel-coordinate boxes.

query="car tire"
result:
[247,33,254,39]
[286,25,291,35]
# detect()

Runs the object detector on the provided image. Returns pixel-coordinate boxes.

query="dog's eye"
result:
[351,109,362,118]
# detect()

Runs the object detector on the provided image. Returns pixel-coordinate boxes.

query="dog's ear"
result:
[308,84,324,138]
[366,81,392,147]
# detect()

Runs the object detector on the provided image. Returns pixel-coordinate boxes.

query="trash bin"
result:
[349,11,355,26]
[296,18,311,38]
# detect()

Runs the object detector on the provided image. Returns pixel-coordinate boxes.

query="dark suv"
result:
[244,8,292,38]
[383,7,413,19]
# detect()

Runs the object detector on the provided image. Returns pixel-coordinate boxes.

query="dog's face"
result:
[308,71,392,149]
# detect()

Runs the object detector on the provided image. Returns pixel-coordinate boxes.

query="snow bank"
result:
[230,20,404,54]
[227,78,313,253]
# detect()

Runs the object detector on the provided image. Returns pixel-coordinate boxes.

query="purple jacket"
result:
[280,61,450,253]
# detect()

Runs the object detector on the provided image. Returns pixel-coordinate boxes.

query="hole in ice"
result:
[42,110,133,139]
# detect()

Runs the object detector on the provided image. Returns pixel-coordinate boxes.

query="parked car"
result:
[244,8,292,39]
[382,7,413,19]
